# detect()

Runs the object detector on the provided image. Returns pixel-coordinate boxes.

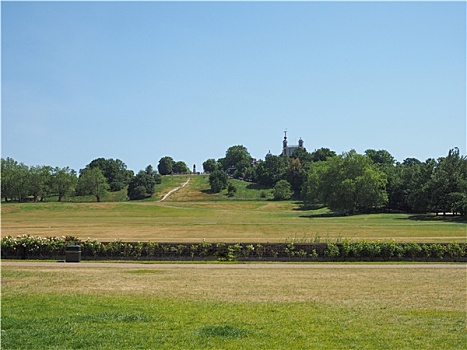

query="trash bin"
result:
[65,245,81,263]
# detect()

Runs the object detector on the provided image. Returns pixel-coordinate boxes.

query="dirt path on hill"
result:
[159,178,191,201]
[2,261,465,269]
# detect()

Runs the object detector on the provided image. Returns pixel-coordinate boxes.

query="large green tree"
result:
[301,161,328,204]
[310,148,337,162]
[318,151,388,214]
[86,158,133,191]
[255,155,288,187]
[127,170,157,200]
[273,180,293,200]
[209,170,228,193]
[1,157,19,202]
[403,158,435,213]
[221,145,252,179]
[51,166,78,202]
[285,157,306,193]
[28,165,52,202]
[428,148,467,215]
[76,167,109,202]
[202,159,218,173]
[158,156,174,175]
[173,161,190,174]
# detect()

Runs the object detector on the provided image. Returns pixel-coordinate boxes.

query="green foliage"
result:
[202,158,218,173]
[86,158,133,191]
[158,156,174,175]
[310,147,337,162]
[324,243,340,259]
[51,166,78,202]
[209,170,228,193]
[127,170,157,200]
[273,180,293,200]
[255,155,287,187]
[221,145,252,179]
[76,167,109,202]
[227,182,237,197]
[2,234,466,262]
[317,151,388,213]
[173,161,190,174]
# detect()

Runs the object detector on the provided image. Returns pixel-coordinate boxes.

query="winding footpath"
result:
[159,177,191,202]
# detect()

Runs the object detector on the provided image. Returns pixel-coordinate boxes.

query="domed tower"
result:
[298,138,304,149]
[282,131,288,155]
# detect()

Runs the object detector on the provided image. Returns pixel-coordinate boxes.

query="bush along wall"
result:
[1,235,466,262]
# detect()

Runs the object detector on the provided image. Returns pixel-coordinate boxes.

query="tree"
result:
[76,167,109,202]
[29,165,52,202]
[291,148,313,164]
[209,170,228,193]
[255,155,288,187]
[127,170,157,200]
[286,157,306,193]
[51,167,78,202]
[158,156,174,175]
[1,157,19,202]
[173,161,190,174]
[364,149,395,166]
[301,161,328,204]
[402,158,435,213]
[318,151,388,213]
[145,165,161,184]
[221,145,252,178]
[365,149,398,211]
[227,182,237,197]
[311,148,337,162]
[85,158,132,191]
[273,180,293,200]
[203,159,217,173]
[428,148,467,214]
[5,161,30,202]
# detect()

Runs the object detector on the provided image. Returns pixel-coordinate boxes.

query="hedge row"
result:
[2,235,466,262]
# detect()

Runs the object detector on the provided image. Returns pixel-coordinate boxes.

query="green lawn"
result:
[2,264,465,349]
[2,174,465,242]
[2,201,465,243]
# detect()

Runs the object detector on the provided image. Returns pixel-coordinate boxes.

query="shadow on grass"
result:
[402,214,467,224]
[246,183,271,191]
[293,202,326,211]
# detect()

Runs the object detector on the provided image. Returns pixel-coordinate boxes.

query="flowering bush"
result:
[1,235,466,262]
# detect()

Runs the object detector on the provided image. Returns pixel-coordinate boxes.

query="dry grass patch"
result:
[3,265,465,310]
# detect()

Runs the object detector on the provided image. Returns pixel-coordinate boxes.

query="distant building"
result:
[282,131,304,156]
[264,132,305,159]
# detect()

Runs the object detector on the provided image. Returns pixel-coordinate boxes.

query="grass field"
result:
[1,175,466,243]
[2,175,466,349]
[1,263,465,349]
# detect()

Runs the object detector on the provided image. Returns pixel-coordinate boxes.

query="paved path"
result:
[159,178,191,201]
[2,261,465,269]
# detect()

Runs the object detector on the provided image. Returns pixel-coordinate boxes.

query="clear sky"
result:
[2,1,466,173]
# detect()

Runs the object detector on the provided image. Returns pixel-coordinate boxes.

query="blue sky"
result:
[2,1,466,173]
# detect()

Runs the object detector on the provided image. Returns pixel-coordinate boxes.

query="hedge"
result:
[1,235,466,262]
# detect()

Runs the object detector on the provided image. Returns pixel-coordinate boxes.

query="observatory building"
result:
[282,131,304,156]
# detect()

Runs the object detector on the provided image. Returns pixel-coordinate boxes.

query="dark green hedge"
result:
[2,235,466,262]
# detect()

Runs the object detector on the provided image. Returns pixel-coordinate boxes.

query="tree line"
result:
[1,156,190,202]
[2,146,466,215]
[204,145,467,215]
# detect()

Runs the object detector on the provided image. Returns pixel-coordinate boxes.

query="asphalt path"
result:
[2,261,465,269]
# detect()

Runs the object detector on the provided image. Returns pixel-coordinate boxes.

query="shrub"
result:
[324,243,340,259]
